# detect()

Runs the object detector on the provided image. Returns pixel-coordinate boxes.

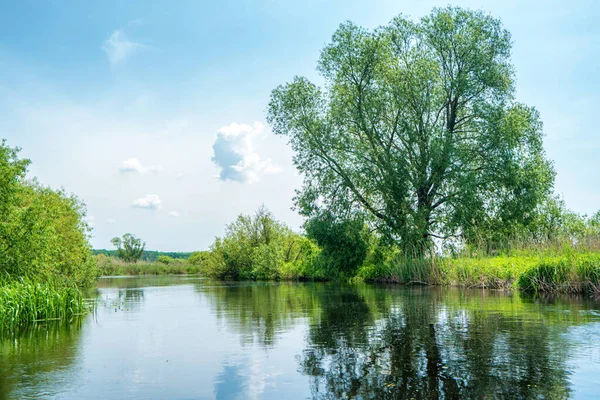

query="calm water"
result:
[2,277,600,399]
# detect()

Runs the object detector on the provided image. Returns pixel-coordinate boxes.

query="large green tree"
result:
[268,7,555,253]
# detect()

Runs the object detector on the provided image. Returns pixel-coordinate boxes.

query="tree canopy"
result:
[268,7,555,253]
[111,233,146,263]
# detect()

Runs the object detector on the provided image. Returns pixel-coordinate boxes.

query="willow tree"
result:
[268,7,555,253]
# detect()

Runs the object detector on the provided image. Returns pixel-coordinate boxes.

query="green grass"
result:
[96,256,200,276]
[357,249,600,294]
[0,279,89,333]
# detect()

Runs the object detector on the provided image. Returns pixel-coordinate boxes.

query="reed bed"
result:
[359,247,600,294]
[0,279,88,332]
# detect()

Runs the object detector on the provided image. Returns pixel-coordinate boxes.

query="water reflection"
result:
[0,321,84,399]
[302,286,575,399]
[197,281,320,346]
[196,282,600,399]
[0,277,599,399]
[214,362,247,400]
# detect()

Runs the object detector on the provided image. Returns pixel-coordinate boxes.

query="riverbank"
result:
[358,251,600,293]
[93,248,600,294]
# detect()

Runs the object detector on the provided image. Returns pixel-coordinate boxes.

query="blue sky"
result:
[1,0,598,251]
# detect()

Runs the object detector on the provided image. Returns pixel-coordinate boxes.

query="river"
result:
[2,276,600,399]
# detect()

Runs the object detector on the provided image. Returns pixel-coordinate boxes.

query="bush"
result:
[0,140,98,287]
[202,206,320,280]
[189,251,209,266]
[157,255,174,265]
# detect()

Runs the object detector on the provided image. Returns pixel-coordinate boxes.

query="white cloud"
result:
[167,210,180,217]
[212,121,282,183]
[132,194,162,210]
[107,219,116,224]
[118,158,163,174]
[101,28,144,65]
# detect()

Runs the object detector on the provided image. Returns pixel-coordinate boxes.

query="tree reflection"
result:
[0,320,84,400]
[301,287,575,399]
[196,281,597,399]
[197,281,320,346]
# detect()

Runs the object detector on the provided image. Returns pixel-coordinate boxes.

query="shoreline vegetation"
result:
[360,249,600,293]
[93,207,600,295]
[0,140,97,332]
[93,248,600,295]
[95,255,200,276]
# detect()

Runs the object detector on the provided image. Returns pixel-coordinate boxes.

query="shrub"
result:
[157,255,174,265]
[202,206,321,280]
[0,140,98,287]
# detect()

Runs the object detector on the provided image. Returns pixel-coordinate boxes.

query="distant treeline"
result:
[92,249,194,262]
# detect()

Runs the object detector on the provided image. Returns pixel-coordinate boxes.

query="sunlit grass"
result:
[358,247,600,293]
[96,256,199,276]
[0,278,89,333]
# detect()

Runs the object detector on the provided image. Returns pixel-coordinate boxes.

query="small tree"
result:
[111,233,145,262]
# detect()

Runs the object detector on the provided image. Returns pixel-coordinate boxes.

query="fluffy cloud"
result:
[118,158,163,174]
[101,28,144,65]
[106,219,116,224]
[132,194,162,210]
[212,121,281,183]
[167,210,180,217]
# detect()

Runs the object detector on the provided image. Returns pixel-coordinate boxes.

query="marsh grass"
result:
[358,240,600,294]
[96,256,199,276]
[0,278,88,333]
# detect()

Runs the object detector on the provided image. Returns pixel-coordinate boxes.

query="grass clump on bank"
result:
[516,252,600,293]
[0,278,89,333]
[357,248,600,294]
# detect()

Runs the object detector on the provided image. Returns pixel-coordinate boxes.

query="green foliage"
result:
[157,255,174,264]
[92,249,193,262]
[202,206,321,280]
[517,253,600,293]
[305,212,370,278]
[188,251,209,266]
[94,254,199,276]
[357,248,600,294]
[0,140,98,287]
[111,233,146,263]
[0,278,88,333]
[268,7,554,253]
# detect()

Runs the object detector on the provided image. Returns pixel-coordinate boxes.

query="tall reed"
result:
[0,278,88,333]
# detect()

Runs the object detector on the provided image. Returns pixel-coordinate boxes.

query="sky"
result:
[1,0,599,251]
